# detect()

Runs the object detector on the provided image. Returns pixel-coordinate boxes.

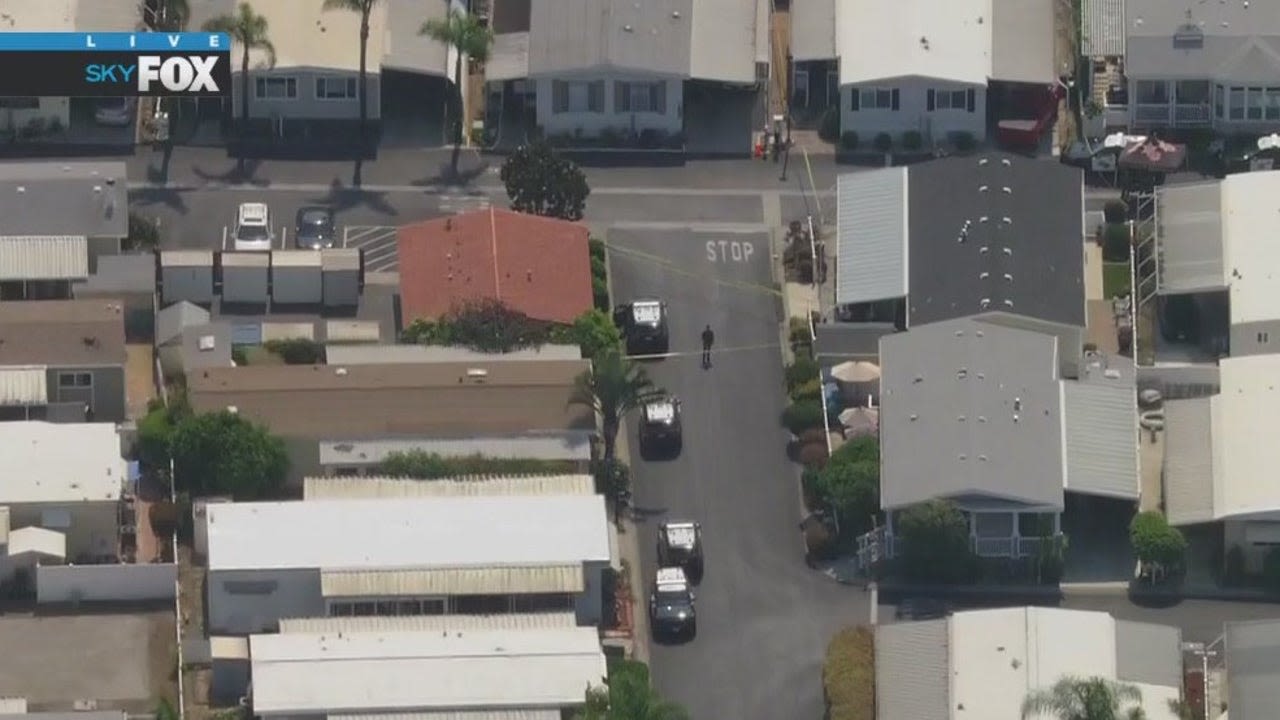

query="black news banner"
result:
[0,32,230,97]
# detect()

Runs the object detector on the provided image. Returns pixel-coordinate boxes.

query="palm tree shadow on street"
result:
[201,2,276,175]
[420,8,494,180]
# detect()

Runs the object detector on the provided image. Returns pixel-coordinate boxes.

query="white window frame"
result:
[57,372,92,389]
[565,82,591,113]
[934,89,968,110]
[629,83,658,113]
[255,76,298,100]
[315,76,357,100]
[1228,86,1246,120]
[859,87,894,110]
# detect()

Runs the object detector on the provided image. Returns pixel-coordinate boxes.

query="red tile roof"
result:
[397,208,594,325]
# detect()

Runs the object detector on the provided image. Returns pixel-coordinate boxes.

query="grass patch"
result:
[1103,262,1131,298]
[823,626,875,720]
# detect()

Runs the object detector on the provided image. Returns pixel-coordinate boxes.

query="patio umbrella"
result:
[838,406,879,437]
[1118,136,1187,173]
[829,361,880,383]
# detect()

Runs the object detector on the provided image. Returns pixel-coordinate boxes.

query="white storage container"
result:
[261,322,316,342]
[325,320,381,344]
[321,248,361,308]
[220,251,269,305]
[159,250,215,305]
[270,250,323,304]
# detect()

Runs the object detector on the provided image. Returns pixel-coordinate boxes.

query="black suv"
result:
[614,298,669,355]
[639,396,682,456]
[649,567,696,640]
[294,206,336,249]
[657,521,703,581]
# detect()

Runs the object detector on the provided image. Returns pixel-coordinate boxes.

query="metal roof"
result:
[0,236,88,281]
[0,366,47,406]
[181,323,234,372]
[381,0,451,76]
[835,169,909,306]
[261,322,316,342]
[1115,620,1183,687]
[304,475,595,500]
[320,565,586,597]
[1081,0,1125,57]
[790,0,836,61]
[157,301,212,347]
[1227,619,1280,720]
[875,621,949,720]
[0,161,128,238]
[527,0,693,77]
[324,344,582,366]
[280,613,578,635]
[1062,363,1139,500]
[1126,0,1280,81]
[8,526,66,559]
[1200,355,1280,522]
[689,0,764,83]
[206,495,612,572]
[273,250,323,268]
[248,627,606,715]
[0,422,125,504]
[325,321,382,345]
[161,250,215,266]
[1162,397,1215,526]
[1155,182,1226,294]
[837,0,990,86]
[1219,172,1280,326]
[991,0,1056,84]
[318,433,594,467]
[488,32,531,81]
[0,299,126,367]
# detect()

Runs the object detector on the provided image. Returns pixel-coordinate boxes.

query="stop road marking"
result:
[706,239,754,263]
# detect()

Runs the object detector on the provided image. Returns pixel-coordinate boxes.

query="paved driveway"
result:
[609,226,869,720]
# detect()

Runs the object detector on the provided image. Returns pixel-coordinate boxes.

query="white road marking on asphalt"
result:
[706,239,755,263]
[126,181,835,198]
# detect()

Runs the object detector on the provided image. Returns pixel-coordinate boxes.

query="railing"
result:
[881,533,1059,559]
[1017,536,1048,557]
[1133,103,1212,125]
[973,536,1015,557]
[1173,104,1212,124]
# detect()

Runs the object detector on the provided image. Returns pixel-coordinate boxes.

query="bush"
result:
[231,346,248,366]
[1129,511,1187,571]
[873,133,892,153]
[823,626,875,720]
[1224,544,1246,586]
[897,499,976,584]
[830,435,878,467]
[949,131,976,152]
[901,130,923,151]
[1103,199,1128,224]
[589,238,609,311]
[799,442,830,469]
[263,337,325,365]
[789,316,812,347]
[797,427,828,446]
[840,131,859,151]
[126,212,161,251]
[818,107,840,142]
[792,377,823,402]
[785,354,820,395]
[380,451,578,479]
[1102,222,1131,262]
[782,400,825,435]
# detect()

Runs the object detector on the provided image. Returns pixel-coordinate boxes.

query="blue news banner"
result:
[0,32,230,97]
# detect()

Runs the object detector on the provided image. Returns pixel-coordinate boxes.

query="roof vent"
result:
[957,369,968,379]
[979,185,989,193]
[226,406,237,414]
[15,186,23,193]
[909,414,918,421]
[979,246,989,255]
[1001,187,1012,194]
[979,272,990,280]
[1014,397,1022,411]
[980,298,991,309]
[93,185,102,194]
[1003,273,1013,282]
[334,367,348,376]
[1173,18,1205,48]
[1000,159,1011,167]
[623,24,634,31]
[978,455,988,461]
[978,158,989,166]
[197,335,216,351]
[671,10,680,17]
[1003,299,1014,307]
[979,216,989,223]
[467,368,489,379]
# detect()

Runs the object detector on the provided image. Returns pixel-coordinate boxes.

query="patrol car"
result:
[638,396,682,454]
[614,298,670,355]
[649,566,696,639]
[657,521,703,580]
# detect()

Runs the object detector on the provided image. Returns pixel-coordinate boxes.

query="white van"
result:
[233,202,273,251]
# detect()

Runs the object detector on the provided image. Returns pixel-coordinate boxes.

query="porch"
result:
[882,508,1062,560]
[1131,79,1213,128]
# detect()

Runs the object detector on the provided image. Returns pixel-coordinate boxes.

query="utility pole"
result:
[1183,637,1222,720]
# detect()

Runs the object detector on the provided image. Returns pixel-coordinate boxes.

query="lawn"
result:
[1103,262,1131,299]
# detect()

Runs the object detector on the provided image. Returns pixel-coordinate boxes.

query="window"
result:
[615,81,665,114]
[255,77,298,99]
[315,76,357,100]
[328,596,445,617]
[1174,80,1210,104]
[1134,80,1168,104]
[58,372,91,388]
[512,592,575,612]
[552,80,604,113]
[928,88,970,111]
[1215,84,1225,118]
[792,69,809,107]
[1268,88,1280,120]
[852,87,897,111]
[1259,332,1269,344]
[453,594,511,614]
[1248,87,1265,120]
[1229,87,1245,119]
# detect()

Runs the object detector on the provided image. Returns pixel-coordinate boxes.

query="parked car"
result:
[233,202,274,252]
[639,395,682,456]
[614,298,670,355]
[657,521,703,581]
[294,206,336,249]
[94,97,136,127]
[649,566,696,640]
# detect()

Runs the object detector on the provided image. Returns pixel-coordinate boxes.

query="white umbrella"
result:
[830,361,880,383]
[839,407,879,436]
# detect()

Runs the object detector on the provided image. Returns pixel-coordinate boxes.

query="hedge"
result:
[823,626,875,720]
[782,400,825,435]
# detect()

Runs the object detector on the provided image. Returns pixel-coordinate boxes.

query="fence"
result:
[36,563,178,604]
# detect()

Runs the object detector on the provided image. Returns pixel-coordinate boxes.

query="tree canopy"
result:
[501,141,591,221]
[1129,511,1187,570]
[1021,676,1145,720]
[402,301,621,361]
[378,451,576,479]
[576,660,689,720]
[896,499,976,584]
[572,351,664,460]
[807,436,880,536]
[170,411,289,499]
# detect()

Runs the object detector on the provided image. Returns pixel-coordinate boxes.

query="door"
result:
[793,69,809,108]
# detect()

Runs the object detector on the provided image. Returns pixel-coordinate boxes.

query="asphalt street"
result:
[609,227,869,720]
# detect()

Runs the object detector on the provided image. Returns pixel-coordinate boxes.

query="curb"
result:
[867,581,1280,605]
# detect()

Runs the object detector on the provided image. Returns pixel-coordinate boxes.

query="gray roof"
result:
[157,301,212,346]
[1126,0,1280,81]
[325,344,582,366]
[1115,620,1182,687]
[1228,619,1280,720]
[905,154,1085,328]
[181,322,233,371]
[879,315,1066,510]
[488,31,531,81]
[1062,361,1139,500]
[73,253,156,295]
[991,0,1056,84]
[875,621,950,720]
[814,323,897,364]
[1162,397,1215,526]
[835,169,908,307]
[0,714,125,720]
[790,0,836,61]
[382,0,450,75]
[1081,0,1125,56]
[527,0,692,77]
[1155,181,1226,294]
[318,431,595,467]
[0,161,128,238]
[689,0,765,83]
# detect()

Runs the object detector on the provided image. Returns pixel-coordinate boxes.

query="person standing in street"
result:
[701,325,715,368]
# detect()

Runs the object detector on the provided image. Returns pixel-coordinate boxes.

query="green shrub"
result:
[789,315,813,347]
[791,377,823,402]
[949,131,976,152]
[797,427,828,446]
[829,435,878,467]
[823,626,875,720]
[1103,199,1128,224]
[781,400,825,435]
[799,442,830,469]
[785,355,820,395]
[818,107,840,142]
[901,130,923,151]
[840,131,859,151]
[1129,511,1187,570]
[873,133,892,153]
[380,451,577,479]
[231,346,248,366]
[263,337,325,365]
[1102,222,1131,262]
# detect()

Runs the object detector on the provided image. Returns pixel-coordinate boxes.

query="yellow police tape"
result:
[626,343,782,361]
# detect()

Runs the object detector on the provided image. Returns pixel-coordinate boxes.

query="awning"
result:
[321,565,585,598]
[0,366,47,406]
[8,526,66,559]
[0,236,89,281]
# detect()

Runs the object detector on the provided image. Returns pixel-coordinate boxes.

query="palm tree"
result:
[420,8,494,178]
[1022,676,1146,720]
[575,660,690,720]
[147,0,189,30]
[202,3,276,141]
[322,0,379,155]
[571,351,664,461]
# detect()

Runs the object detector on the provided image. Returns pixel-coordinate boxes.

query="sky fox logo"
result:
[84,55,221,93]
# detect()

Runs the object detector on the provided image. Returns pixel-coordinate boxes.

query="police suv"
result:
[649,566,696,639]
[639,396,682,454]
[657,521,703,580]
[614,298,670,355]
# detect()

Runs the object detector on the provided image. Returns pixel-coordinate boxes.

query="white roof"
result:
[6,0,138,31]
[0,366,47,406]
[837,0,991,86]
[632,304,662,323]
[1221,172,1280,325]
[187,0,387,73]
[206,496,612,572]
[7,526,66,559]
[655,567,688,590]
[950,607,1181,720]
[1206,355,1280,520]
[664,525,697,546]
[304,475,595,500]
[0,236,89,281]
[279,613,579,635]
[248,627,606,715]
[0,422,124,504]
[237,203,268,222]
[644,401,675,421]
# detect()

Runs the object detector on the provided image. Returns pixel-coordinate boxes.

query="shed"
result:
[261,322,316,343]
[159,250,215,305]
[221,252,270,305]
[156,300,211,347]
[321,248,361,308]
[324,320,381,344]
[209,635,251,706]
[271,251,323,305]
